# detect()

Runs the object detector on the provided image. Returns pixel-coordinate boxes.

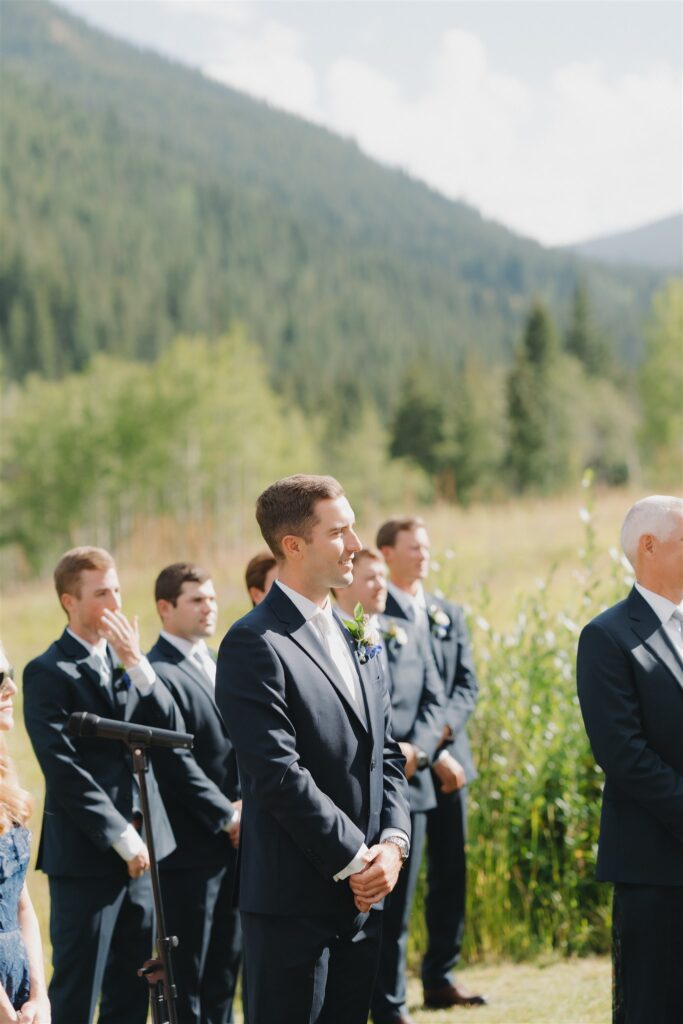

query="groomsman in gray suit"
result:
[335,547,444,1024]
[378,518,486,1010]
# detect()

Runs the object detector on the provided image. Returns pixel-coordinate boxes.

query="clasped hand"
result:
[348,843,402,913]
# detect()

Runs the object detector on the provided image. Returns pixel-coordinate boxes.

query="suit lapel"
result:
[154,636,228,733]
[267,585,369,731]
[425,593,447,676]
[55,630,116,713]
[628,589,683,693]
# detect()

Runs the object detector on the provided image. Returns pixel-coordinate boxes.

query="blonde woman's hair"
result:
[0,735,32,833]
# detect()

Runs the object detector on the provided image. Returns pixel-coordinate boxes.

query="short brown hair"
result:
[376,517,425,550]
[155,563,210,606]
[245,552,277,595]
[256,475,345,559]
[54,547,115,600]
[354,546,385,567]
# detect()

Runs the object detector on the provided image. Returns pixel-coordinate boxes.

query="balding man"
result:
[577,495,683,1024]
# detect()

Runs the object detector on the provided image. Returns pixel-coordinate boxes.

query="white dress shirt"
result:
[275,581,409,879]
[635,583,683,661]
[160,630,217,687]
[67,628,156,862]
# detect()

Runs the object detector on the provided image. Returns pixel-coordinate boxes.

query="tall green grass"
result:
[410,474,627,961]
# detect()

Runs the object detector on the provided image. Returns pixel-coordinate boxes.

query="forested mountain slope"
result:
[0,0,664,413]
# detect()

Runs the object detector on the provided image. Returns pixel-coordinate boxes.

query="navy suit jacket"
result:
[215,584,411,918]
[377,612,445,813]
[577,587,683,885]
[148,635,240,871]
[23,629,177,878]
[385,591,478,782]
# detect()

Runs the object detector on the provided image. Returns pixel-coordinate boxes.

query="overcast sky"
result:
[57,0,682,246]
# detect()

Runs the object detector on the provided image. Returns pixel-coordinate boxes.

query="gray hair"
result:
[620,495,683,567]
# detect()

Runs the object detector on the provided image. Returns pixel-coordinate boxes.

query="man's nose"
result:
[348,529,362,553]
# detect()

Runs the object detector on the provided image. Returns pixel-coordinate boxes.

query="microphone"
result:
[68,712,194,750]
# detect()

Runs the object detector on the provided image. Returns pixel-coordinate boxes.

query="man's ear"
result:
[639,533,656,558]
[248,586,265,606]
[60,592,75,618]
[379,545,394,565]
[156,598,173,622]
[281,534,304,560]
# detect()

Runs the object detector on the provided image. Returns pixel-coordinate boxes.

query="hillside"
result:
[567,213,683,272]
[0,0,666,414]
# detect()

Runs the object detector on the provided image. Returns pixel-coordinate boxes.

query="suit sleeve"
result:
[150,668,236,834]
[577,620,683,846]
[23,660,131,851]
[378,663,413,838]
[215,624,368,879]
[404,635,446,759]
[442,603,478,738]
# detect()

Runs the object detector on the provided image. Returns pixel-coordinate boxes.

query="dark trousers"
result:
[241,907,382,1024]
[371,812,427,1023]
[48,872,152,1024]
[160,861,242,1024]
[421,784,467,991]
[613,883,683,1024]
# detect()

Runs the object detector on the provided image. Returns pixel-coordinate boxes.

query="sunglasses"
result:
[0,667,15,697]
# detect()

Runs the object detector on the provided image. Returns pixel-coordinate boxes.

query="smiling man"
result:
[215,475,411,1024]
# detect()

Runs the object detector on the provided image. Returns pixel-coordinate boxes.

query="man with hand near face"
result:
[378,517,485,1010]
[216,475,411,1024]
[335,548,444,1024]
[23,546,180,1024]
[148,563,243,1024]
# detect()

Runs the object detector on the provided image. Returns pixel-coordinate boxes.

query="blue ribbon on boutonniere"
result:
[112,665,131,703]
[342,604,383,665]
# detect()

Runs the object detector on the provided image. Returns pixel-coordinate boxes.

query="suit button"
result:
[370,759,376,771]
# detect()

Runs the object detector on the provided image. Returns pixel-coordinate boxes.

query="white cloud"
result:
[206,20,321,123]
[322,31,681,245]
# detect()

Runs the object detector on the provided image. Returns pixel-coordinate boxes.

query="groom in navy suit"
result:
[216,475,411,1024]
[148,562,242,1024]
[23,546,180,1024]
[577,495,683,1024]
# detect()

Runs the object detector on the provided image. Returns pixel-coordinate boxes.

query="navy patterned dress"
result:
[0,826,31,1009]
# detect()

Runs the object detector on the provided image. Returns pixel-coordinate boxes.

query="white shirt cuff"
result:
[126,656,155,696]
[380,827,410,848]
[334,843,369,881]
[222,807,240,835]
[112,823,145,861]
[436,748,450,763]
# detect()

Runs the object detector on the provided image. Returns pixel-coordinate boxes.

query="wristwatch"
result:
[415,749,430,771]
[382,835,410,866]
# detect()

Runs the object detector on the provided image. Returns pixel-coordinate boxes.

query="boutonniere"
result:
[383,621,408,648]
[428,604,451,639]
[112,664,131,692]
[343,604,383,665]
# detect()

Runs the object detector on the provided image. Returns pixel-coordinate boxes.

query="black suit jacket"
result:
[385,590,478,782]
[215,584,411,918]
[148,635,239,870]
[577,587,683,885]
[377,612,445,813]
[23,629,177,878]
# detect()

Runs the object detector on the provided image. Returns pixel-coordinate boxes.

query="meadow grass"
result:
[1,482,634,1004]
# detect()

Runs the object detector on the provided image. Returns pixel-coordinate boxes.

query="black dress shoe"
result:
[424,981,488,1008]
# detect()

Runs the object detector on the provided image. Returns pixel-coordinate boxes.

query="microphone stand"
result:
[130,742,179,1024]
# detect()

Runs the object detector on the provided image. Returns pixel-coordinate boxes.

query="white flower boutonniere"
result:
[383,621,408,648]
[428,604,451,639]
[343,604,383,665]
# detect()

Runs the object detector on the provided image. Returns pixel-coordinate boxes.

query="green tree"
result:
[564,281,613,377]
[506,302,569,491]
[639,279,683,486]
[389,364,445,477]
